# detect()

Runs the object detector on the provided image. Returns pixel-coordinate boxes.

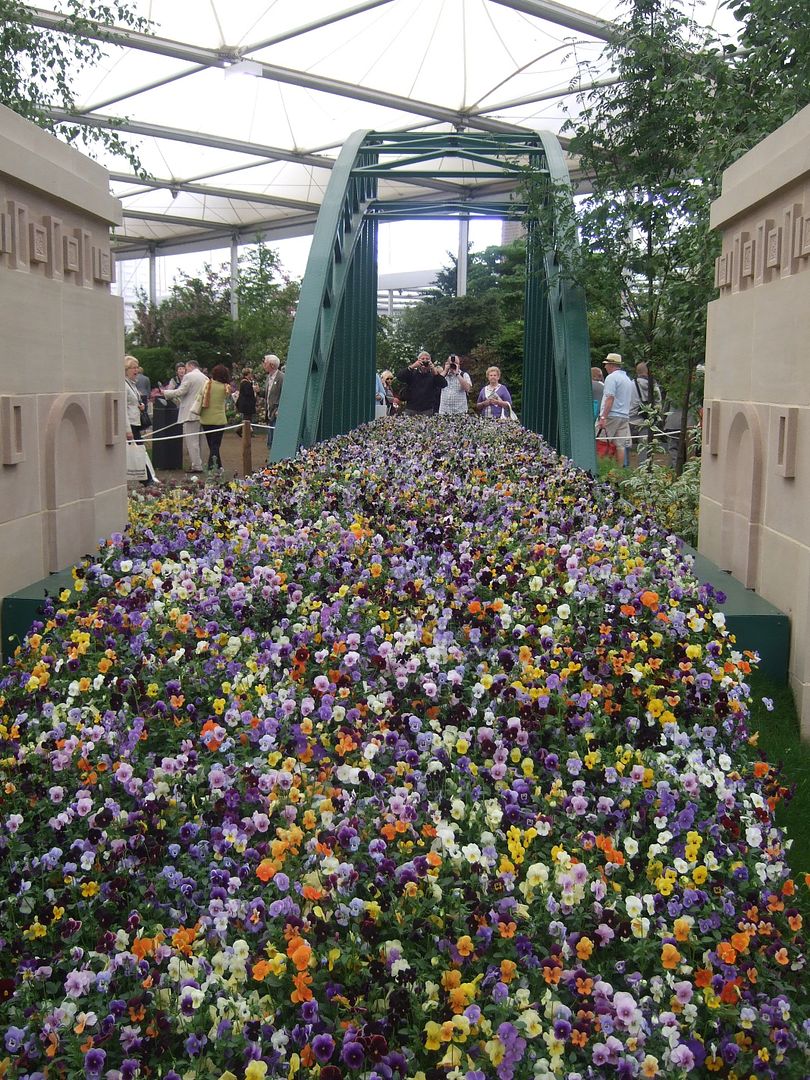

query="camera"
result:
[448,355,458,371]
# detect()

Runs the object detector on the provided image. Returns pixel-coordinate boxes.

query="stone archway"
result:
[42,394,96,572]
[720,404,764,588]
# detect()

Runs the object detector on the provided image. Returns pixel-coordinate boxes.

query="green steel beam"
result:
[529,133,596,471]
[273,129,596,472]
[271,131,377,459]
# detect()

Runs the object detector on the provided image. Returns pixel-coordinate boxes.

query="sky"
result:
[114,216,505,320]
[103,0,742,319]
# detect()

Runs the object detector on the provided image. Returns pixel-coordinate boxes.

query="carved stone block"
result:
[715,252,732,290]
[801,216,810,258]
[704,400,720,456]
[0,211,11,254]
[732,232,748,293]
[104,391,123,446]
[29,222,48,264]
[774,406,799,479]
[0,396,26,466]
[782,203,803,276]
[44,216,63,280]
[6,200,29,271]
[93,246,112,283]
[766,225,781,269]
[74,227,93,287]
[63,234,80,273]
[741,239,755,279]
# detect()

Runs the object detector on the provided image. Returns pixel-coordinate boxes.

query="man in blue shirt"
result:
[597,353,633,466]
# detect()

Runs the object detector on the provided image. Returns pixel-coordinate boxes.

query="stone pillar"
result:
[0,104,126,628]
[701,103,810,737]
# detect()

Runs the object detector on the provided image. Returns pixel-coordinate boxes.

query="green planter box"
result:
[683,544,790,683]
[1,568,76,663]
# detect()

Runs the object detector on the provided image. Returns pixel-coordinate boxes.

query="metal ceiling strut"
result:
[24,5,527,135]
[272,130,596,472]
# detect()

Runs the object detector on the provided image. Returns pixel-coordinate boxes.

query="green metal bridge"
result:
[270,130,596,473]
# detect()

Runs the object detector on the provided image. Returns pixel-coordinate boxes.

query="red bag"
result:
[596,437,617,459]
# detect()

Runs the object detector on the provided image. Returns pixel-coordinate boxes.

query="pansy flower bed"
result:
[1,418,808,1080]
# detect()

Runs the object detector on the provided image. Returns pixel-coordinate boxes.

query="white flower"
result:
[623,837,639,857]
[231,939,249,960]
[556,603,570,621]
[625,895,643,918]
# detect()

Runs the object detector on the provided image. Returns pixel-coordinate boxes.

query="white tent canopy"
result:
[22,0,736,262]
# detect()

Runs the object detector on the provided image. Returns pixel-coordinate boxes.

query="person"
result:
[475,366,513,419]
[166,362,186,391]
[235,368,257,429]
[395,351,447,415]
[374,370,387,420]
[124,356,159,485]
[263,353,284,456]
[381,370,397,414]
[662,399,698,470]
[124,356,144,442]
[629,361,663,465]
[199,363,230,473]
[163,358,208,472]
[591,365,605,420]
[596,352,633,467]
[134,363,152,431]
[438,354,472,415]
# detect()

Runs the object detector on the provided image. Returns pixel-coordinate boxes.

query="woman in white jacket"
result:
[124,356,158,484]
[124,356,144,442]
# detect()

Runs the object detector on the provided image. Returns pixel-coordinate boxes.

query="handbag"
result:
[126,440,148,481]
[200,378,212,411]
[189,377,210,419]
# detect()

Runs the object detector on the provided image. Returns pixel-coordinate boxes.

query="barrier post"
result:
[242,420,252,475]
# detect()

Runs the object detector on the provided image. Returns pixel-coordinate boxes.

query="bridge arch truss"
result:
[272,129,596,473]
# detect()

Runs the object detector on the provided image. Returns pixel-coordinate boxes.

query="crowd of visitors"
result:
[594,351,696,466]
[392,351,514,420]
[124,344,693,481]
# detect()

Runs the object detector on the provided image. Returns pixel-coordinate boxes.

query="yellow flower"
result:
[81,881,100,897]
[424,1021,443,1051]
[245,1061,268,1080]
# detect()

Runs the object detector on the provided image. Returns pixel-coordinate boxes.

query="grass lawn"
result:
[747,671,810,901]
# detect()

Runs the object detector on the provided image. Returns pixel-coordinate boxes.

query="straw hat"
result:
[604,352,623,366]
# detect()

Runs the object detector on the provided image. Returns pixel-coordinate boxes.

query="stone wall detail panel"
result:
[0,395,25,465]
[0,102,126,633]
[703,102,810,737]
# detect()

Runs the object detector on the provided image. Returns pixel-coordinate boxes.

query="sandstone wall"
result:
[701,103,810,736]
[0,105,125,622]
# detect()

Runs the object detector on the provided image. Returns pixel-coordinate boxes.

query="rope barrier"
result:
[136,420,696,447]
[136,421,273,444]
[595,427,699,443]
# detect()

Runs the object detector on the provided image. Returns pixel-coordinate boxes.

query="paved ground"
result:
[144,427,270,487]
